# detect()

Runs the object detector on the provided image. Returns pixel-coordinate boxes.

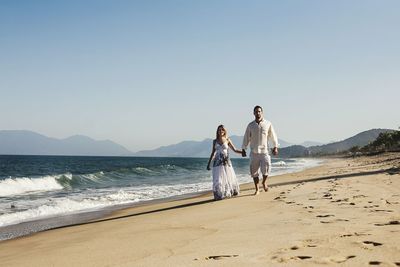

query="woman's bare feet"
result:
[254,190,260,196]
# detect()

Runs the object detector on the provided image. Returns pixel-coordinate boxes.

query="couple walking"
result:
[207,105,279,200]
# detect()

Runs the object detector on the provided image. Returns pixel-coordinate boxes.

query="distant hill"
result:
[279,129,395,158]
[299,141,324,147]
[133,135,292,158]
[309,129,395,155]
[359,130,400,153]
[2,129,391,158]
[0,130,132,156]
[278,145,311,158]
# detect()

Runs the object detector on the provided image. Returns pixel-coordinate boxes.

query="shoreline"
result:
[0,188,211,242]
[0,157,322,241]
[0,153,399,266]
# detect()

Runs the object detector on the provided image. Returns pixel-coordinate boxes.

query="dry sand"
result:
[0,153,399,266]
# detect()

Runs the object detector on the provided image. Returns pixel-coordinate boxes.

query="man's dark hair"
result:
[253,105,263,112]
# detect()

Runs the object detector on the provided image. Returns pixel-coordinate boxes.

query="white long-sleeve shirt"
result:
[242,119,279,154]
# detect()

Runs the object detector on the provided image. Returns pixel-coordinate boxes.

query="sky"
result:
[1,0,399,152]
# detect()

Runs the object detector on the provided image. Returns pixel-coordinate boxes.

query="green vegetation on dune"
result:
[350,130,400,155]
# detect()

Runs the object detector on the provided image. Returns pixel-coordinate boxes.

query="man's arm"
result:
[269,124,279,155]
[241,124,251,157]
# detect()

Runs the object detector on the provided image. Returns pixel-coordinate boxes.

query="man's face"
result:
[253,108,263,121]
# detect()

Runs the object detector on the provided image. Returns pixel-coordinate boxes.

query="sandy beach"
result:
[0,153,399,267]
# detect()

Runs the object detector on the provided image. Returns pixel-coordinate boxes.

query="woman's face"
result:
[218,127,226,137]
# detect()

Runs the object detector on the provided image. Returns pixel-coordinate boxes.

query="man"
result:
[242,105,278,195]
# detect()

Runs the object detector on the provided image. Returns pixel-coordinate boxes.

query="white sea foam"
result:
[101,190,140,202]
[0,175,66,197]
[0,158,322,228]
[0,192,140,227]
[83,172,105,182]
[291,158,323,168]
[0,181,215,227]
[134,167,157,174]
[0,180,215,227]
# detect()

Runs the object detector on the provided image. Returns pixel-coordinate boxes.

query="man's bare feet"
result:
[254,190,260,196]
[262,183,269,192]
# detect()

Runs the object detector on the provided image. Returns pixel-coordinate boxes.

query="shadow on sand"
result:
[10,167,398,238]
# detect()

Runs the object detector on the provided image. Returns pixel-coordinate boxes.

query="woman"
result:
[207,125,242,200]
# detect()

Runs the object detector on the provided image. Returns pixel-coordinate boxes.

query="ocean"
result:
[0,155,320,240]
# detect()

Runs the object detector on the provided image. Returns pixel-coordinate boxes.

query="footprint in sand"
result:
[353,194,367,199]
[288,241,317,250]
[316,214,335,218]
[374,220,400,226]
[369,261,382,265]
[340,234,353,237]
[355,232,371,236]
[329,255,356,263]
[278,254,356,263]
[292,183,304,189]
[363,241,383,247]
[331,198,349,203]
[303,206,315,213]
[271,239,320,262]
[205,255,238,260]
[323,193,333,199]
[340,232,370,238]
[372,209,394,213]
[271,255,312,261]
[296,256,312,260]
[324,219,349,224]
[364,205,380,208]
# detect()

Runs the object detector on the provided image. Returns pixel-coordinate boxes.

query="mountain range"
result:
[133,136,292,158]
[132,129,392,158]
[0,129,394,157]
[0,130,131,156]
[278,128,394,158]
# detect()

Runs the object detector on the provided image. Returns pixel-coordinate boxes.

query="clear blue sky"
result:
[1,0,399,152]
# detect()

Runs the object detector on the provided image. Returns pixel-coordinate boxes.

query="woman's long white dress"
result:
[212,142,240,200]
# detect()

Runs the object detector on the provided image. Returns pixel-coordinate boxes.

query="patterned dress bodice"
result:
[213,142,231,167]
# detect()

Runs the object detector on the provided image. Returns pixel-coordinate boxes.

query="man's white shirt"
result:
[242,119,278,154]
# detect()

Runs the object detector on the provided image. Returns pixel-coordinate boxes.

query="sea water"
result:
[0,155,320,240]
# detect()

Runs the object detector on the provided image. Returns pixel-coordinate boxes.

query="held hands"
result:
[241,149,247,157]
[272,147,278,156]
